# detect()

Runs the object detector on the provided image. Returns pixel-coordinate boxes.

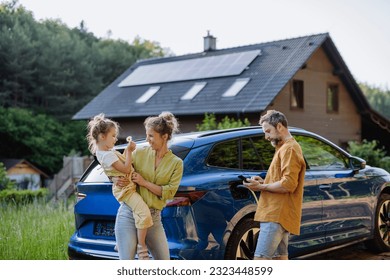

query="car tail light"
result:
[166,190,206,207]
[76,192,87,202]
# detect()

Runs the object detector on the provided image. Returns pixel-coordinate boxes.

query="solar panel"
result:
[118,49,261,87]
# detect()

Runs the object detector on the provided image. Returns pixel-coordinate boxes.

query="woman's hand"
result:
[132,172,163,196]
[112,173,148,190]
[112,176,130,188]
[131,172,146,186]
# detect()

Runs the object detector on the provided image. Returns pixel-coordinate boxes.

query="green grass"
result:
[0,199,75,260]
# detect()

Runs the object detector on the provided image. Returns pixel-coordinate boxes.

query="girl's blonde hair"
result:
[144,111,179,140]
[87,113,119,154]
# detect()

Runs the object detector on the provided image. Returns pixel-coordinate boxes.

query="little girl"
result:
[87,113,152,260]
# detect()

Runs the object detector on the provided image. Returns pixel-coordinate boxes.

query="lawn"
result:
[0,199,75,260]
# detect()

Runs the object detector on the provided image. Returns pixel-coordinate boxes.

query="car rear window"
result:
[170,145,191,160]
[82,162,110,183]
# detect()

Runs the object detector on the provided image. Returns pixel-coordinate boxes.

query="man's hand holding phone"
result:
[240,175,266,191]
[238,175,250,183]
[250,175,264,184]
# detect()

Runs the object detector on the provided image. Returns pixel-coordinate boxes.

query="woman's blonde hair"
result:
[86,113,119,154]
[144,111,179,140]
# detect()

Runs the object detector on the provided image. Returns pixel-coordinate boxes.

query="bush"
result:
[0,189,48,205]
[197,113,251,131]
[379,156,390,173]
[347,139,390,172]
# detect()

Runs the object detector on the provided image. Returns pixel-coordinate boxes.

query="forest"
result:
[0,1,389,174]
[0,1,167,173]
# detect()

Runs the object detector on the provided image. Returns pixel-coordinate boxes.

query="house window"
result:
[222,78,250,97]
[327,84,339,113]
[135,86,160,103]
[291,80,304,109]
[180,82,207,101]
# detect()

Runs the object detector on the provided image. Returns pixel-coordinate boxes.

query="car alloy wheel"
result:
[377,194,390,247]
[224,217,260,259]
[366,193,390,252]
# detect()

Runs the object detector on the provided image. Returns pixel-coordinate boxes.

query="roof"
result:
[72,33,390,135]
[0,158,49,178]
[73,33,330,119]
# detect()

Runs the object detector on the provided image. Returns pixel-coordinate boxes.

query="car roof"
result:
[116,126,310,150]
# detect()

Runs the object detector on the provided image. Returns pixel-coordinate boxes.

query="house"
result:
[0,158,49,190]
[73,33,390,151]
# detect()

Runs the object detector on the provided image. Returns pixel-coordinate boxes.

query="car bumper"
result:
[68,234,118,260]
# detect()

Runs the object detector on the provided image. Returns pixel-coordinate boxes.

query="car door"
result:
[295,135,373,248]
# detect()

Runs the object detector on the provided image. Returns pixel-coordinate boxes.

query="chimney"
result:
[203,31,216,52]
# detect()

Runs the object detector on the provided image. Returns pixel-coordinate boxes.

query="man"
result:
[243,110,306,260]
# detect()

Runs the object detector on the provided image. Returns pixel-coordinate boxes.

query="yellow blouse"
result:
[254,138,306,235]
[132,146,183,210]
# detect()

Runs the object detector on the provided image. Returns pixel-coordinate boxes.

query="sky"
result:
[15,0,390,89]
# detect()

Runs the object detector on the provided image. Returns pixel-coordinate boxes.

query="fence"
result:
[48,156,92,201]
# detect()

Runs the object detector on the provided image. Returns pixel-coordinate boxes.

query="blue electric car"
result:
[68,126,390,259]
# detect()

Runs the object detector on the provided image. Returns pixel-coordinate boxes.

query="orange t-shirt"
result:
[254,138,306,235]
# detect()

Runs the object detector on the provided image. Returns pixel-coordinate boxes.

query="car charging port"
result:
[166,190,207,207]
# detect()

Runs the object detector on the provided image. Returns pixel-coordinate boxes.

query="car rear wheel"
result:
[224,217,260,259]
[365,193,390,252]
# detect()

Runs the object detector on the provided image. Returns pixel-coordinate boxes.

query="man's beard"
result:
[270,137,282,147]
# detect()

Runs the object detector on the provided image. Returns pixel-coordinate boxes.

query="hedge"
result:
[0,189,49,205]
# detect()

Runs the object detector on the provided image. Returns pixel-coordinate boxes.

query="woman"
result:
[114,112,183,260]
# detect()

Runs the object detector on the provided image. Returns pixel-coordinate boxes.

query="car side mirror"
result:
[349,156,366,172]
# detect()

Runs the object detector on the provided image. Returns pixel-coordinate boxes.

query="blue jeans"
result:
[115,202,170,260]
[254,222,289,259]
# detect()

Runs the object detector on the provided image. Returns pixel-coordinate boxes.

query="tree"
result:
[0,107,88,174]
[359,83,390,120]
[0,1,38,109]
[0,1,170,175]
[197,113,251,131]
[0,1,166,120]
[0,162,15,191]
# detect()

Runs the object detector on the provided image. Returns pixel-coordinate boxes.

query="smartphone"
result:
[238,175,250,183]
